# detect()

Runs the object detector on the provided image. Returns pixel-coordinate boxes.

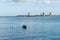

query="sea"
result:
[0,16,60,40]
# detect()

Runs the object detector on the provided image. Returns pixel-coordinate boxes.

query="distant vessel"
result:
[22,25,27,29]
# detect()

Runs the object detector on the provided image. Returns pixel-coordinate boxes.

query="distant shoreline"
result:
[0,15,59,17]
[16,15,60,17]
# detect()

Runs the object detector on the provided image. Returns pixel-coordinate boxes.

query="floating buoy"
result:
[22,25,27,29]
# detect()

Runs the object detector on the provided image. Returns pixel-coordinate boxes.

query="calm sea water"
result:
[0,16,60,40]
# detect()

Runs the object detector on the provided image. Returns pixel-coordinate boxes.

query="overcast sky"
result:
[0,0,60,16]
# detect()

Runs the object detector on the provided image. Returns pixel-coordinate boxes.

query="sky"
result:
[0,0,60,16]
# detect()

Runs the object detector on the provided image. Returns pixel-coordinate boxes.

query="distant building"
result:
[49,12,52,16]
[43,13,45,16]
[28,12,30,16]
[40,13,45,16]
[40,12,45,16]
[28,12,34,16]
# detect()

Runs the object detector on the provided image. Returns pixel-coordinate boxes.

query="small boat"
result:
[22,25,27,29]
